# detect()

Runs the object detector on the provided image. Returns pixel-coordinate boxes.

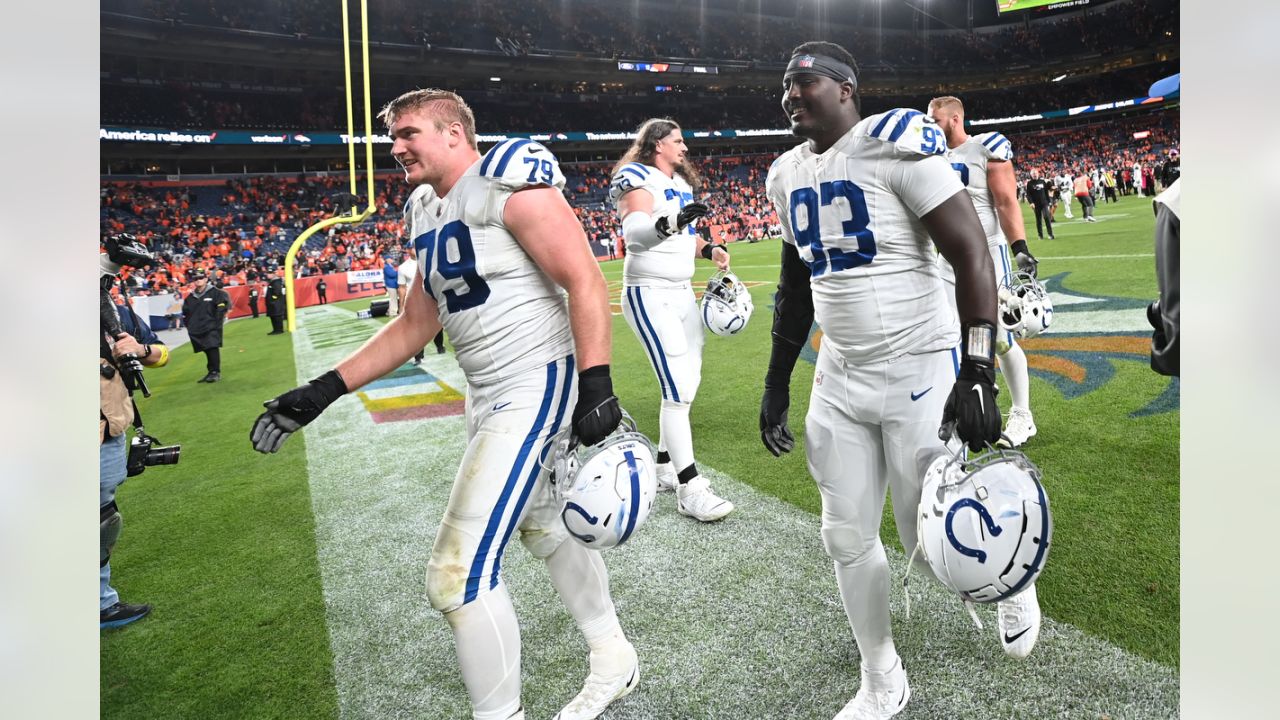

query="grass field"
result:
[103,192,1177,718]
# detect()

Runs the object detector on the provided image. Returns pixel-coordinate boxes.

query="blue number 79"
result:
[522,157,554,184]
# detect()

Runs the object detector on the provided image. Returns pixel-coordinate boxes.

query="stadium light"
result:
[490,76,501,82]
[1051,74,1068,82]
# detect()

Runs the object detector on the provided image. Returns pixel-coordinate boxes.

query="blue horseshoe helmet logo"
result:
[945,498,1003,563]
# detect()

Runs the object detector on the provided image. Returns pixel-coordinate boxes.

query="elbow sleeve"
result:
[621,210,667,252]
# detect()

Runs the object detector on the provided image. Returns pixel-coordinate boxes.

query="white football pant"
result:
[805,345,953,672]
[622,285,704,474]
[424,356,624,718]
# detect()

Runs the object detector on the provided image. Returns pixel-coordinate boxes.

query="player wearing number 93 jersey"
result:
[760,42,1002,720]
[249,90,641,720]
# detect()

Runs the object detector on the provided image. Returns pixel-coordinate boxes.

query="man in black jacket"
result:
[182,270,231,382]
[248,282,261,318]
[266,270,287,335]
[1024,167,1055,240]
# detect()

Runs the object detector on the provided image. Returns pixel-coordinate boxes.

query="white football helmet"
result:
[917,446,1052,604]
[548,413,658,551]
[700,270,753,336]
[997,271,1053,340]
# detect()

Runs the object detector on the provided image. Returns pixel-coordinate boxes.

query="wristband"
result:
[961,321,996,365]
[1009,239,1030,257]
[701,243,726,260]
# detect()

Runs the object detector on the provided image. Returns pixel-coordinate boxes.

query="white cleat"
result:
[676,476,734,522]
[997,584,1042,659]
[553,642,640,720]
[999,407,1037,448]
[655,463,677,493]
[834,656,910,720]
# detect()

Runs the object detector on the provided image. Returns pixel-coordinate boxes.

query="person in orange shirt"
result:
[1073,170,1097,223]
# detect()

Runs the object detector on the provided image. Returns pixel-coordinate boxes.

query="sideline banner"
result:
[221,272,386,320]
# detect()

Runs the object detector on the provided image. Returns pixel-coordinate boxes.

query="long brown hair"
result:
[613,118,701,191]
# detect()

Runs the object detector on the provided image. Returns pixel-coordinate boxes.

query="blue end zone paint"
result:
[363,372,440,391]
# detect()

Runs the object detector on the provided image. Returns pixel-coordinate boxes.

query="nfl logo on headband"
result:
[798,55,815,68]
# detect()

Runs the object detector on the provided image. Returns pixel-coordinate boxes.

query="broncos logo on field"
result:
[798,272,1178,417]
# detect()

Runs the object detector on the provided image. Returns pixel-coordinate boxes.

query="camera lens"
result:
[145,444,181,466]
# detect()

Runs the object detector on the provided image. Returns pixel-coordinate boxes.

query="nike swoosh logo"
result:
[493,402,512,411]
[1003,626,1032,644]
[910,387,933,401]
[972,385,984,414]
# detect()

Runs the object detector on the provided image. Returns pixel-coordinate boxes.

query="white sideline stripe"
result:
[292,305,1176,720]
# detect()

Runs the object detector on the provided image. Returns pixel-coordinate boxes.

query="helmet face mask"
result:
[548,412,658,551]
[701,270,754,336]
[997,271,1053,340]
[916,445,1052,604]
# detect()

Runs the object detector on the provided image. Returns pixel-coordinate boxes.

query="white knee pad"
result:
[821,524,879,568]
[519,522,568,560]
[425,556,470,613]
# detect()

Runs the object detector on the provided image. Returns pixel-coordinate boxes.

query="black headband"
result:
[784,53,858,91]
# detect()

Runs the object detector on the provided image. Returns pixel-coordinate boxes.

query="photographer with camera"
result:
[182,269,230,383]
[100,236,176,630]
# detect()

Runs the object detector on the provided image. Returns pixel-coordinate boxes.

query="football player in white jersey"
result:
[927,96,1040,448]
[1055,172,1075,219]
[251,90,638,720]
[609,118,735,522]
[761,42,1006,720]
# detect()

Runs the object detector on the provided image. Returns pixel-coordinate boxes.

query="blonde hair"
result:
[928,96,965,117]
[378,89,477,149]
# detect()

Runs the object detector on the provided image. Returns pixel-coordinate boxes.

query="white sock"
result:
[443,583,522,719]
[832,538,898,673]
[999,340,1031,411]
[659,399,695,475]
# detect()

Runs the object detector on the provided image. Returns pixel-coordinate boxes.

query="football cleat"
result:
[999,407,1037,448]
[554,642,640,720]
[834,656,910,720]
[676,476,734,522]
[997,584,1042,659]
[655,462,677,493]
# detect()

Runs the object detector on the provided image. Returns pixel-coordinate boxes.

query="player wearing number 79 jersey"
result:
[761,42,1001,720]
[249,90,641,720]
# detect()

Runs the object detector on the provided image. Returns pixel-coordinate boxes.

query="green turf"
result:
[101,319,339,720]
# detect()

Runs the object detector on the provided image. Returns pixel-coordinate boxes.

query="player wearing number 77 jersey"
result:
[249,89,640,720]
[761,42,1001,720]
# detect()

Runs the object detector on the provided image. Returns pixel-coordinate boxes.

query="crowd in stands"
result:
[105,0,1175,69]
[101,107,1178,297]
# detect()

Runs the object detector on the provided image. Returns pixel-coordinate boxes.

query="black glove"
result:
[573,365,622,446]
[655,202,710,238]
[759,385,794,457]
[1147,300,1167,348]
[940,359,1001,452]
[251,369,348,453]
[1010,240,1038,277]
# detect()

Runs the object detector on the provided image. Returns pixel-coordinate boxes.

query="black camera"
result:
[102,233,158,272]
[127,431,181,477]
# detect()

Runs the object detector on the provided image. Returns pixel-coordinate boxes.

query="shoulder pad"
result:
[975,132,1013,162]
[608,162,658,206]
[478,138,566,192]
[864,109,946,157]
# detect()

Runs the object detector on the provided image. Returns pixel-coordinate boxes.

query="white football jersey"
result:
[609,162,698,287]
[945,132,1012,245]
[403,138,574,385]
[765,108,963,364]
